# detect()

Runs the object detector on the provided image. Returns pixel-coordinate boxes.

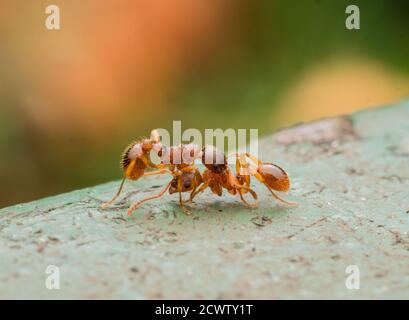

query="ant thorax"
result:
[157,144,201,165]
[239,161,258,176]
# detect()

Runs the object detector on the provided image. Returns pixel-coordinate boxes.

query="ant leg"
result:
[190,182,209,202]
[264,185,298,206]
[101,170,171,209]
[232,183,258,200]
[100,177,126,209]
[245,152,263,165]
[127,181,171,216]
[183,186,197,204]
[239,192,258,207]
[177,174,191,215]
[148,161,169,170]
[189,187,197,201]
[179,192,191,215]
[235,154,241,175]
[186,169,203,203]
[245,187,258,200]
[143,169,172,176]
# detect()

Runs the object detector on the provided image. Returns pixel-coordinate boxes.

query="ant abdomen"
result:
[258,163,290,192]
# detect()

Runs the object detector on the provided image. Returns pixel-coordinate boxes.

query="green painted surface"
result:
[1,101,409,299]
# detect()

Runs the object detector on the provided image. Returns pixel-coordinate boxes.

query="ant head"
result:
[202,146,227,174]
[258,163,290,191]
[122,143,141,169]
[121,142,147,180]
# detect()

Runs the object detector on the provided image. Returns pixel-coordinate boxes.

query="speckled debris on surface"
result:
[1,101,409,299]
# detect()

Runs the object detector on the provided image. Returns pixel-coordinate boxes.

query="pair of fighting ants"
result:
[100,130,296,216]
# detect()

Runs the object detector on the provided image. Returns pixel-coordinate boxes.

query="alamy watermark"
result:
[45,5,61,30]
[345,265,360,290]
[148,120,259,166]
[45,265,60,290]
[345,5,360,30]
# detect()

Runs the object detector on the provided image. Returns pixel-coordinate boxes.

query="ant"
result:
[100,129,166,209]
[101,130,296,216]
[100,131,203,215]
[125,144,203,215]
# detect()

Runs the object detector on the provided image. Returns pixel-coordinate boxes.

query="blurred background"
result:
[1,0,409,208]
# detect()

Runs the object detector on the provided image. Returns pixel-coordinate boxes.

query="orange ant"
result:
[189,146,258,207]
[125,144,203,215]
[101,131,203,215]
[100,129,166,209]
[101,130,296,216]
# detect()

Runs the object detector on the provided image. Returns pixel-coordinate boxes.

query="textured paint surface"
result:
[1,101,409,299]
